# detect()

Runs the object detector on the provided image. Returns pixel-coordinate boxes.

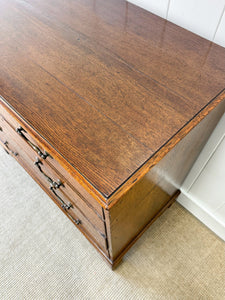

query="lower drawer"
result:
[32,158,106,235]
[0,135,109,255]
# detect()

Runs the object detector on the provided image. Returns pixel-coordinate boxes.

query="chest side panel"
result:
[105,99,225,262]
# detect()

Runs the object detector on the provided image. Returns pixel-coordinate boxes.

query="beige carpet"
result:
[0,146,224,300]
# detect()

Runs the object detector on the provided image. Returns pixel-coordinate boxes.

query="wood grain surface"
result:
[0,0,225,198]
[106,98,225,262]
[0,114,109,256]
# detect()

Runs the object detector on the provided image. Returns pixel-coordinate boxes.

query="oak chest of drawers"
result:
[1,0,225,268]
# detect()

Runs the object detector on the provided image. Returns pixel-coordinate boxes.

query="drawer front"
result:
[33,158,106,235]
[0,104,103,216]
[0,109,108,254]
[0,134,19,158]
[0,110,103,218]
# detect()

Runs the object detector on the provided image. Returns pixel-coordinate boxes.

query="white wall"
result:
[127,0,225,48]
[177,114,225,241]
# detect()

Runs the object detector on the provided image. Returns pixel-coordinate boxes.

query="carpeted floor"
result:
[0,146,224,300]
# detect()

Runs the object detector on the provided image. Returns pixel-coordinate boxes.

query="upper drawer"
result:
[0,103,103,217]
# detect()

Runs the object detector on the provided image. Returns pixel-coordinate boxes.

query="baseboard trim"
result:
[177,192,225,242]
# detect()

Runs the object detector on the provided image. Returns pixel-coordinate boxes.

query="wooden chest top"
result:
[0,0,225,198]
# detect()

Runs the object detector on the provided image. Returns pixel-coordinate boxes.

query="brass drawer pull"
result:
[4,141,18,157]
[16,126,50,159]
[50,186,73,211]
[34,158,74,213]
[67,213,81,225]
[50,185,81,225]
[34,158,61,188]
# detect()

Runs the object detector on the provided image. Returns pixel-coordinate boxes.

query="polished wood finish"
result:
[0,109,109,255]
[108,191,181,270]
[105,99,225,263]
[0,0,225,268]
[1,0,225,199]
[0,101,105,211]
